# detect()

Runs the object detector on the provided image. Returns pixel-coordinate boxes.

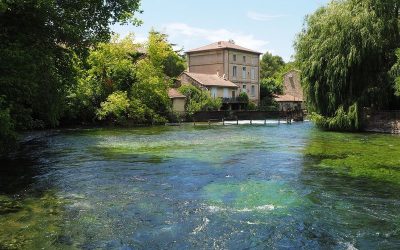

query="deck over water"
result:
[1,122,400,249]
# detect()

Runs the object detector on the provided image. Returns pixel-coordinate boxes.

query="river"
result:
[1,122,400,249]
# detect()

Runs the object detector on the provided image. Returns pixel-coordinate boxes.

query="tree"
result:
[0,0,142,155]
[68,32,177,125]
[295,0,400,131]
[178,85,222,115]
[259,78,280,111]
[147,30,186,78]
[260,52,285,79]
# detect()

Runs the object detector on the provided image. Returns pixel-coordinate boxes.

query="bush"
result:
[247,101,257,111]
[0,97,17,156]
[310,103,360,131]
[178,84,222,114]
[238,92,249,103]
[96,91,168,125]
[97,91,131,124]
[259,97,279,111]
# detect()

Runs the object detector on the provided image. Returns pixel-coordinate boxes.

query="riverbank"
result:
[363,110,400,134]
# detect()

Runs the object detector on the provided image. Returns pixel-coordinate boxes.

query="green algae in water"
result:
[0,192,67,250]
[305,131,400,185]
[203,180,304,213]
[88,128,269,165]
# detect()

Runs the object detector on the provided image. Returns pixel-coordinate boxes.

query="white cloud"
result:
[247,11,287,21]
[163,22,269,53]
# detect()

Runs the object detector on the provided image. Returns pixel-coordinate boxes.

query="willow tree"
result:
[295,0,400,131]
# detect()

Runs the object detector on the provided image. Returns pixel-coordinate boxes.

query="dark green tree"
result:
[0,0,142,155]
[295,0,400,131]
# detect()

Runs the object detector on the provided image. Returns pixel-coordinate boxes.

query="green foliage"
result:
[295,0,400,122]
[390,49,400,96]
[67,31,184,125]
[247,101,258,111]
[0,0,142,155]
[238,92,249,103]
[178,85,222,114]
[259,97,279,112]
[97,91,131,123]
[260,52,285,79]
[260,78,282,98]
[259,55,297,102]
[310,103,360,131]
[96,91,166,125]
[0,97,17,156]
[65,36,140,122]
[147,31,186,78]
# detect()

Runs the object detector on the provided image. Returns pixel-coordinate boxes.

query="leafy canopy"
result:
[295,0,400,130]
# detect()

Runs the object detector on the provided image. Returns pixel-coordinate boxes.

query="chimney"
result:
[217,41,222,47]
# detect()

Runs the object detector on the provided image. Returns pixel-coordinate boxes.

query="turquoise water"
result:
[1,123,400,249]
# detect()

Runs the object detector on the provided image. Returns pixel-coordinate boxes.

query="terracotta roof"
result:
[182,72,238,88]
[168,88,186,99]
[274,94,303,102]
[186,41,262,54]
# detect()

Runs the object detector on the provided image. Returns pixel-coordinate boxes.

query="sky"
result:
[112,0,330,62]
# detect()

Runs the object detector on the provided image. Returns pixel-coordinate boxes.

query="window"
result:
[251,85,255,96]
[211,87,217,98]
[251,68,255,80]
[223,88,229,98]
[233,54,237,61]
[242,84,247,93]
[233,66,237,77]
[243,56,246,63]
[242,67,246,80]
[232,90,236,98]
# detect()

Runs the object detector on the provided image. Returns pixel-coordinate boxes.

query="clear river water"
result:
[1,122,400,249]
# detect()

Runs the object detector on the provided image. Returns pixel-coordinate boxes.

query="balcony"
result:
[221,97,248,104]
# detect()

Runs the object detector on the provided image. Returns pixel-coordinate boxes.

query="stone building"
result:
[274,70,305,111]
[180,41,262,109]
[168,88,186,114]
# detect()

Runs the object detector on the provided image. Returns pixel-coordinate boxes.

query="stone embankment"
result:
[363,110,400,134]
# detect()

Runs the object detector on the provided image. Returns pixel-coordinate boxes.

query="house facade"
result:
[168,88,186,114]
[181,41,262,109]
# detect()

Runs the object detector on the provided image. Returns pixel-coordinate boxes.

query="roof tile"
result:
[186,41,261,54]
[182,72,238,88]
[168,88,186,99]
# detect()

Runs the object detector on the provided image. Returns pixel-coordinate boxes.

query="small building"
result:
[274,70,305,111]
[168,88,186,114]
[180,71,247,110]
[274,94,303,111]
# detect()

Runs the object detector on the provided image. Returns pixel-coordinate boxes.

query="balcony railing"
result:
[221,97,248,104]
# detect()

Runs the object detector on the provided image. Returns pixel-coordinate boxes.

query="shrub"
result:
[178,84,222,114]
[238,92,249,103]
[0,97,17,156]
[247,101,257,111]
[97,91,131,124]
[310,103,360,131]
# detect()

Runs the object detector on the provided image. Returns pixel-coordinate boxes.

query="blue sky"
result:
[112,0,330,62]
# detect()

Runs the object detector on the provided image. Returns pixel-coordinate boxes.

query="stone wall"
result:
[363,110,400,134]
